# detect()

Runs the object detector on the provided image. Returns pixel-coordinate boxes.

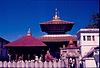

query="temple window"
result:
[87,36,91,41]
[92,36,95,41]
[83,36,86,41]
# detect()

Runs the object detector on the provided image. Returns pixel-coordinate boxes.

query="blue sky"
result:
[0,0,99,41]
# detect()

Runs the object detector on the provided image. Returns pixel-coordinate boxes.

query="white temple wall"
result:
[80,33,99,46]
[81,46,96,57]
[84,58,96,68]
[79,32,99,57]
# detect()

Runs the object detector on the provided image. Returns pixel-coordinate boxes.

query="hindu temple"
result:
[4,9,81,68]
[40,9,81,68]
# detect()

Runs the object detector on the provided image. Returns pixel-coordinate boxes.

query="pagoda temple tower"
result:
[40,9,81,68]
[40,9,78,59]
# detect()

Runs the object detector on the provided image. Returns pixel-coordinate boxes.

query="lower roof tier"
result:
[39,34,77,42]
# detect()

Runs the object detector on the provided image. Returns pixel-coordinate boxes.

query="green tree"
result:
[85,13,99,28]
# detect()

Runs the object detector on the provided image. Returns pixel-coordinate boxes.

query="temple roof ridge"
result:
[42,34,73,37]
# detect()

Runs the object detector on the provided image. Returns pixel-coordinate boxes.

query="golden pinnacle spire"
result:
[53,8,60,20]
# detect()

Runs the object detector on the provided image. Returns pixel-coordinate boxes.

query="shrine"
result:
[5,28,48,61]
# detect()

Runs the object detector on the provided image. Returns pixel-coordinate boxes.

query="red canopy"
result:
[5,35,46,47]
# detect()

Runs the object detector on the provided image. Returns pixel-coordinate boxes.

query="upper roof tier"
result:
[5,28,46,47]
[40,9,74,34]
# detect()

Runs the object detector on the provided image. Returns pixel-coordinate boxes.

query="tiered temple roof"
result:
[40,34,77,42]
[40,9,74,34]
[5,28,46,47]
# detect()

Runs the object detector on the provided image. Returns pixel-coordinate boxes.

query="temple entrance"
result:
[60,49,80,68]
[60,40,81,68]
[68,57,76,68]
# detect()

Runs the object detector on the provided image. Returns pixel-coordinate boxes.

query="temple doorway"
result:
[68,57,76,68]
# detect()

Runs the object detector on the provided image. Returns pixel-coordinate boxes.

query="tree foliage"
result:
[85,13,99,28]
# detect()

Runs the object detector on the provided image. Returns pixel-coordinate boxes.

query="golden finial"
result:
[53,8,60,20]
[27,27,32,36]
